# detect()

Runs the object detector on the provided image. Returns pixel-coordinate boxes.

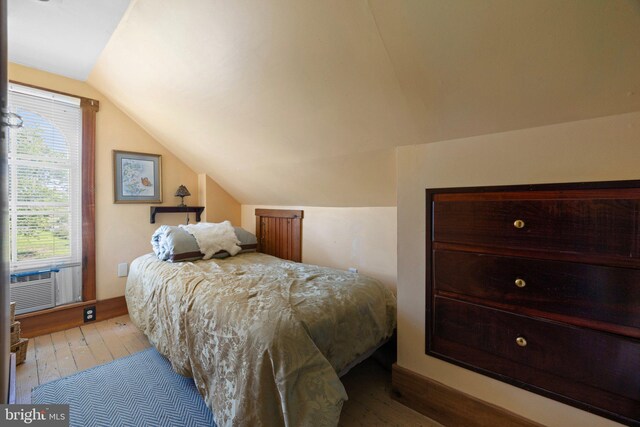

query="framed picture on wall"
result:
[113,150,162,203]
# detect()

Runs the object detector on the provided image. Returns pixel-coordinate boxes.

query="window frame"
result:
[9,80,98,302]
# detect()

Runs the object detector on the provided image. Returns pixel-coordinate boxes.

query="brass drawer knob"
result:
[516,336,527,347]
[515,278,526,288]
[513,219,525,229]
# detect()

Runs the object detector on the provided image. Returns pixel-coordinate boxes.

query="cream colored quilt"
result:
[125,252,396,427]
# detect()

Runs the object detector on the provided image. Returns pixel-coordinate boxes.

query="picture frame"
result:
[113,150,162,203]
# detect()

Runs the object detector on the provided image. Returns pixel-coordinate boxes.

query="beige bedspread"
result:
[125,252,396,427]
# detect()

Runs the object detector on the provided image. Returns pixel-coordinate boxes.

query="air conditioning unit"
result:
[10,271,56,315]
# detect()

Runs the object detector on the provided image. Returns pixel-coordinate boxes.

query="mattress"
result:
[125,252,396,427]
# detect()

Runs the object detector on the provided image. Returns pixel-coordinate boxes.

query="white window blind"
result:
[7,83,82,271]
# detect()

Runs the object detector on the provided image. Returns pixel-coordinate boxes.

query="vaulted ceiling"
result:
[8,0,131,80]
[15,0,640,206]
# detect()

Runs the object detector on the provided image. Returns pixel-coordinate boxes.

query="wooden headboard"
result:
[255,209,303,262]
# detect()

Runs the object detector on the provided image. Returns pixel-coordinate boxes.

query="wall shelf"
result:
[150,206,204,224]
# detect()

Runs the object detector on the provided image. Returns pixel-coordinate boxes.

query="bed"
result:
[125,250,396,426]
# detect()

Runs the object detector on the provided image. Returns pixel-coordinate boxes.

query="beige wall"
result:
[197,173,241,225]
[241,205,397,291]
[396,111,640,427]
[88,1,640,208]
[8,63,200,300]
[88,0,418,207]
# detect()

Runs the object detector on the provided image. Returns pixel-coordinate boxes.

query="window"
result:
[7,83,97,313]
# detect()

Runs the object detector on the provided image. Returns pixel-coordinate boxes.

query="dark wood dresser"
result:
[426,180,640,426]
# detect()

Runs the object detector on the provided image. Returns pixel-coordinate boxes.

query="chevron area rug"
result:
[32,348,216,427]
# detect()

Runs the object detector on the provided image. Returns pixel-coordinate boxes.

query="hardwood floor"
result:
[340,359,442,426]
[16,315,151,405]
[17,314,439,426]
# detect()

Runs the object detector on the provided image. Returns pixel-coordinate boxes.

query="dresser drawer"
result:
[433,250,640,335]
[432,198,640,259]
[431,297,640,404]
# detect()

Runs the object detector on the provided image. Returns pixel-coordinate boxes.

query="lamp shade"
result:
[174,185,191,197]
